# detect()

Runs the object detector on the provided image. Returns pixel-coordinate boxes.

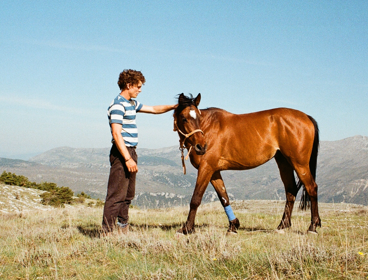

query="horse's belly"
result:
[217,151,275,171]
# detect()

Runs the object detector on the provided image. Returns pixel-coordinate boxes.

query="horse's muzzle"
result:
[194,143,207,155]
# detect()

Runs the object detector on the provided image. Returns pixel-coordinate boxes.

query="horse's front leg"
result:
[177,163,214,235]
[210,171,240,235]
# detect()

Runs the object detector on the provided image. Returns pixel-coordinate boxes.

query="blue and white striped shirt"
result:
[107,95,143,147]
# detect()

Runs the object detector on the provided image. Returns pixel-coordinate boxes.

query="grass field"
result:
[0,199,367,279]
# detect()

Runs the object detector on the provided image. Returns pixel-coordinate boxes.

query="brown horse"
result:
[173,93,321,235]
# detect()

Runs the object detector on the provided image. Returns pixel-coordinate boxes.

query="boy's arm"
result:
[111,123,138,173]
[139,104,177,114]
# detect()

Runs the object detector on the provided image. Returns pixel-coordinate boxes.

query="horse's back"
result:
[202,107,316,170]
[212,107,314,141]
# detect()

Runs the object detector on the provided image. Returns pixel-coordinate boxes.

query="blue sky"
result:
[1,0,367,159]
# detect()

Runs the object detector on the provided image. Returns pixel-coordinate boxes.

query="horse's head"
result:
[174,93,207,155]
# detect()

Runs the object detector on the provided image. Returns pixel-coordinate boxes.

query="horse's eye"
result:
[182,117,187,123]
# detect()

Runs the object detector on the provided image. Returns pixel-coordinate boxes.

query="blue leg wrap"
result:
[224,205,236,221]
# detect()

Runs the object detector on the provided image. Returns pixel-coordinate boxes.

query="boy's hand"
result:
[126,158,138,173]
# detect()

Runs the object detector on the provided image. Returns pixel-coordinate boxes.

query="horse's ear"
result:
[194,93,201,107]
[178,93,186,105]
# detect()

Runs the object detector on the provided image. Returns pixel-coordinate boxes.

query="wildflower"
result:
[358,252,364,256]
[213,258,217,261]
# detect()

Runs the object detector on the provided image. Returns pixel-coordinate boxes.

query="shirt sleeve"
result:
[108,103,125,124]
[135,100,144,112]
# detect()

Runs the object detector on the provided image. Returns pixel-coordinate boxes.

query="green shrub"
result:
[0,171,30,186]
[37,182,58,192]
[77,192,91,199]
[95,199,104,207]
[40,187,74,207]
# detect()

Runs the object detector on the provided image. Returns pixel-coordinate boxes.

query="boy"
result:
[102,69,177,235]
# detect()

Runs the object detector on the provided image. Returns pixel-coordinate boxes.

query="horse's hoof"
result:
[176,228,185,235]
[226,231,237,236]
[275,229,285,234]
[230,218,240,229]
[307,230,318,235]
[227,218,240,234]
[176,227,194,235]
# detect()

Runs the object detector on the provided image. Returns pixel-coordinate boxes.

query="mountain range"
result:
[1,135,367,207]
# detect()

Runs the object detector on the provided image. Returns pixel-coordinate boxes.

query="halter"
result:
[174,120,204,174]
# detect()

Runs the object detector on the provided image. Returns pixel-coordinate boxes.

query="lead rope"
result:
[175,121,203,175]
[180,145,193,175]
[180,146,186,175]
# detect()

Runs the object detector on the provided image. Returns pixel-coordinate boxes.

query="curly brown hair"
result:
[117,69,146,90]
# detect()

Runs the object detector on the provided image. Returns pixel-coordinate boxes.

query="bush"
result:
[40,187,74,207]
[0,171,30,186]
[37,182,58,192]
[95,199,104,207]
[76,192,91,199]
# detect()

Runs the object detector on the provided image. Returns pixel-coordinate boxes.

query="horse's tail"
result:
[298,116,319,210]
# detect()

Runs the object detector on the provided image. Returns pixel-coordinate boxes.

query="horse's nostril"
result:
[194,144,207,155]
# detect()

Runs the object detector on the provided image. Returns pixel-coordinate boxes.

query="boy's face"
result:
[127,81,143,99]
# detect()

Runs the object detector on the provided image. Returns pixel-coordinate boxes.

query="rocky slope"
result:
[1,135,367,206]
[0,183,52,213]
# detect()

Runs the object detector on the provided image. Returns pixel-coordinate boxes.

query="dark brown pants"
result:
[102,144,137,232]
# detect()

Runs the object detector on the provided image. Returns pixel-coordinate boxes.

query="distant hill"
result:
[1,135,367,206]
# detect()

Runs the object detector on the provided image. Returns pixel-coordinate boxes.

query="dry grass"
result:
[0,200,367,279]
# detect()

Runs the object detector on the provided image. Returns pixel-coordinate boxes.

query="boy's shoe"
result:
[117,222,129,234]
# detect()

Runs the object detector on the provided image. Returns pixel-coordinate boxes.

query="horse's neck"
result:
[200,108,227,131]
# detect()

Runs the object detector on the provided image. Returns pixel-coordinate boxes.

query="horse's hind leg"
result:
[275,152,298,230]
[210,171,240,234]
[293,165,321,233]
